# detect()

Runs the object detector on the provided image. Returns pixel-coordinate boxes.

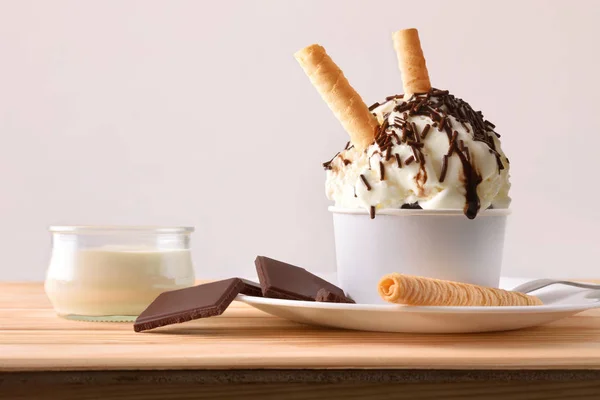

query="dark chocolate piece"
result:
[255,256,345,301]
[134,278,244,332]
[239,279,263,297]
[315,288,355,304]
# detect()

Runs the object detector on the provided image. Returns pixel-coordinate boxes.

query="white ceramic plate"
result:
[235,277,600,333]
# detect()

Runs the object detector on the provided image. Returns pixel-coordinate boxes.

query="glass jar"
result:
[45,226,195,322]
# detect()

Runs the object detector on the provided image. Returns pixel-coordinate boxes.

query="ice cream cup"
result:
[330,207,510,304]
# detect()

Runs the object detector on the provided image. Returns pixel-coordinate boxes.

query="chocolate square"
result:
[255,256,346,301]
[315,288,355,303]
[134,278,244,332]
[239,279,263,297]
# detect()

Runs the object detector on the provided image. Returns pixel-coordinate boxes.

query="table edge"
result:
[2,369,600,385]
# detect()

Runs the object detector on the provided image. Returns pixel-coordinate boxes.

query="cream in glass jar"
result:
[45,226,195,322]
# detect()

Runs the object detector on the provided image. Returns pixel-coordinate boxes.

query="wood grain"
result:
[1,283,600,372]
[0,282,51,309]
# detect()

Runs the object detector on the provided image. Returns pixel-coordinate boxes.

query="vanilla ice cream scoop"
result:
[324,89,511,219]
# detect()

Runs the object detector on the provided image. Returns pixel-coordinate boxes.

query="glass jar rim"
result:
[49,226,194,234]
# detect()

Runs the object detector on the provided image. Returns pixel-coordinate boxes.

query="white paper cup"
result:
[330,207,510,304]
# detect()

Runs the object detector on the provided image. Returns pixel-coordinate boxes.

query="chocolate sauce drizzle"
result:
[325,88,505,219]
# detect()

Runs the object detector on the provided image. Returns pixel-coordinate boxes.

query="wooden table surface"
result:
[2,282,600,399]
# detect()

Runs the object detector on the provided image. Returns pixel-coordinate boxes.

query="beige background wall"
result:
[1,0,598,281]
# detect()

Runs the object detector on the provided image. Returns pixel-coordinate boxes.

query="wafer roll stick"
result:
[392,29,432,97]
[295,44,378,151]
[378,273,543,306]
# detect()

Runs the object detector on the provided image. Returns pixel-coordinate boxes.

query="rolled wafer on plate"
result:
[294,44,378,151]
[392,28,431,97]
[378,273,543,306]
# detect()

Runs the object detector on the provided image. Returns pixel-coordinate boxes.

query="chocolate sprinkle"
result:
[386,94,404,101]
[460,120,470,132]
[368,102,381,111]
[395,153,402,168]
[379,161,385,180]
[450,131,458,147]
[360,174,371,191]
[439,154,449,183]
[421,124,431,139]
[412,147,420,163]
[495,154,504,171]
[393,116,405,126]
[412,122,420,142]
[394,103,411,113]
[428,108,441,121]
[370,206,376,219]
[322,152,340,170]
[405,155,415,165]
[438,116,446,132]
[407,140,424,148]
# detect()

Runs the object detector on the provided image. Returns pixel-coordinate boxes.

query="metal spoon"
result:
[512,279,600,294]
